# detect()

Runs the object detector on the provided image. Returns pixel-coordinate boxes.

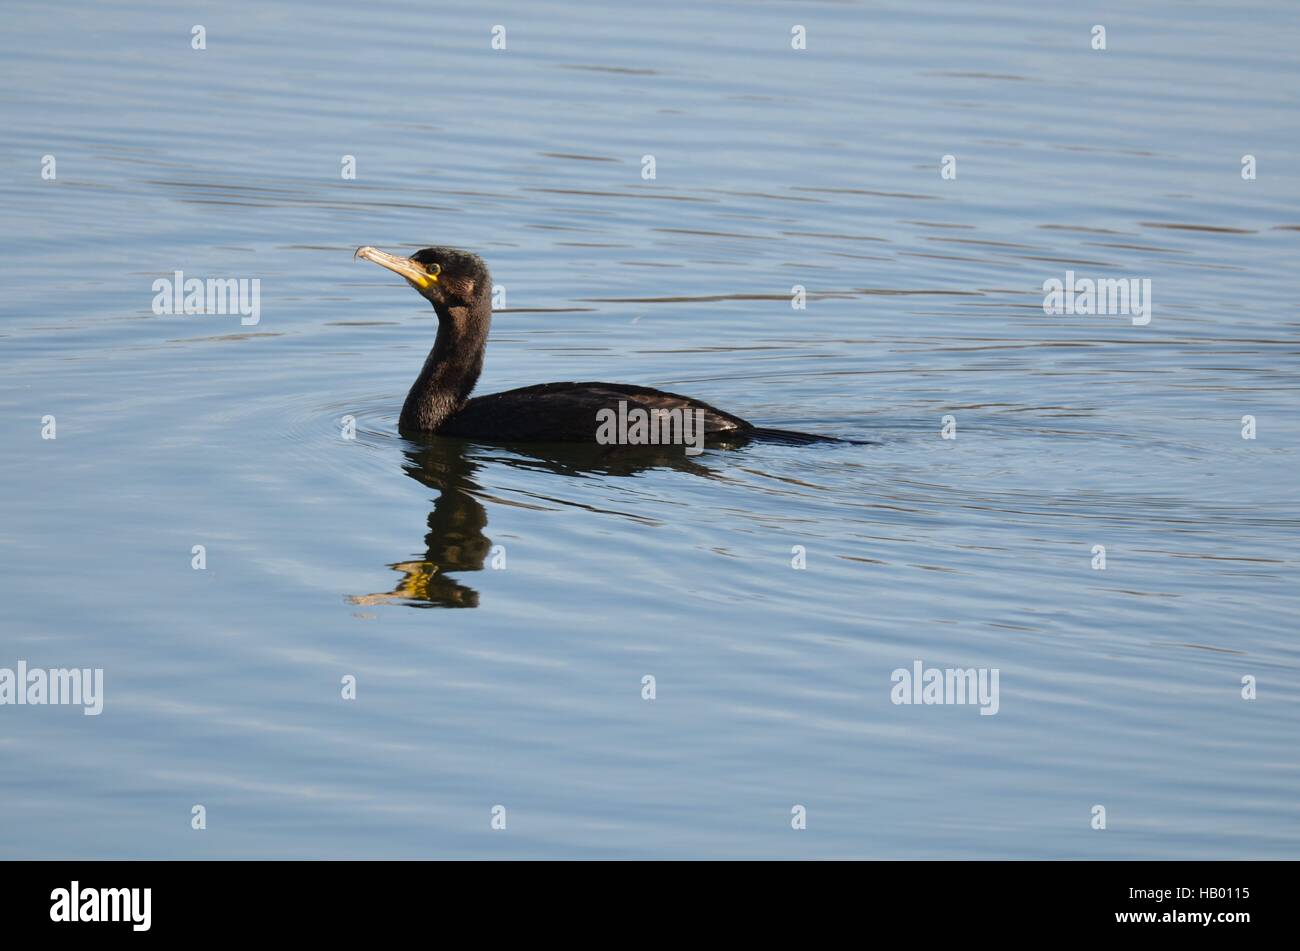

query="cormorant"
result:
[355,246,837,445]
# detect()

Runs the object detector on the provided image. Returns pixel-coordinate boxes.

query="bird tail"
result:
[746,427,872,446]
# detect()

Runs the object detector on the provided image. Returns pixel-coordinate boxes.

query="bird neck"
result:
[400,298,491,433]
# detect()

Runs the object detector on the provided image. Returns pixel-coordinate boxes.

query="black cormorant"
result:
[355,246,837,445]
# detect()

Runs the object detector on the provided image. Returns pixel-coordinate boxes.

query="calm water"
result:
[2,0,1298,858]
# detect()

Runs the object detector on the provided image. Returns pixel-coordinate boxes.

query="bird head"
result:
[355,246,490,313]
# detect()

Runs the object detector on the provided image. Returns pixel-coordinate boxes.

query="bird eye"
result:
[425,262,441,276]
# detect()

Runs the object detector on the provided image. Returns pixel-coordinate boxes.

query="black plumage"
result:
[355,245,838,445]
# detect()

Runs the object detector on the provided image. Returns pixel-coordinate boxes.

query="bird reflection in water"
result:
[346,439,491,608]
[347,437,730,608]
